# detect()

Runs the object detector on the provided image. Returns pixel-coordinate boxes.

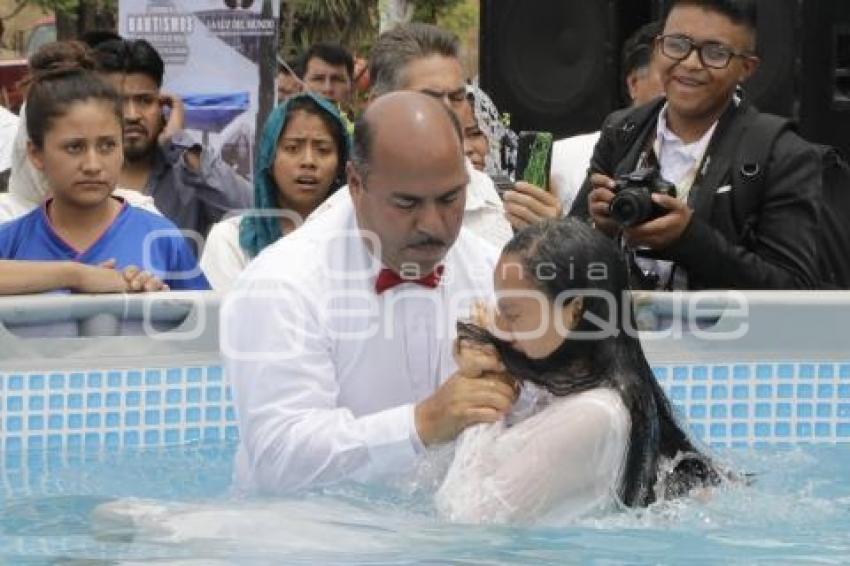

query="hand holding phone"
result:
[503,131,562,229]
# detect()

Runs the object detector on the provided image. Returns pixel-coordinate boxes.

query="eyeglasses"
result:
[656,34,753,69]
[420,87,467,105]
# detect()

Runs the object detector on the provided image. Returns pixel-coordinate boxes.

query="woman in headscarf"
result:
[201,92,350,291]
[437,218,725,523]
[461,84,517,178]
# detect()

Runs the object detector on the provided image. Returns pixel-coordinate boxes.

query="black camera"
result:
[609,168,677,227]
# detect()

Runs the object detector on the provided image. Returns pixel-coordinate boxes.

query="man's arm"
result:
[567,116,621,223]
[222,278,422,494]
[222,273,515,494]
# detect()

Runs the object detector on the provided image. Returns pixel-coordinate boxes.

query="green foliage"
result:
[288,0,376,54]
[412,0,464,23]
[26,0,94,15]
[434,0,476,40]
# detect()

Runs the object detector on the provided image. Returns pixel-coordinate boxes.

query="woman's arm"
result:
[0,260,168,295]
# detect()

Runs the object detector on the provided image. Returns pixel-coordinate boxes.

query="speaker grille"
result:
[481,0,619,138]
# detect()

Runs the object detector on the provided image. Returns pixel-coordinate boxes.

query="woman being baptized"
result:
[436,218,724,523]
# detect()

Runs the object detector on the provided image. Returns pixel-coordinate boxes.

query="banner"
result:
[118,0,279,180]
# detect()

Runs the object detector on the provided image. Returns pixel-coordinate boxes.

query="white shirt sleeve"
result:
[549,132,600,213]
[222,275,421,494]
[435,387,630,524]
[200,216,249,292]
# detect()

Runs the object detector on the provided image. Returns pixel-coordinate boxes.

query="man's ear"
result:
[626,71,641,104]
[739,54,760,84]
[347,161,362,199]
[26,141,44,172]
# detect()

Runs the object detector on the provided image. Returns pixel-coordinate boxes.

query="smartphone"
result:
[515,131,553,190]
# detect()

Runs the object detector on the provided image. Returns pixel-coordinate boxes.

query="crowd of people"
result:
[0,0,838,523]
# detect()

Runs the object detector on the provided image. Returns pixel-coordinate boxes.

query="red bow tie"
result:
[375,265,445,294]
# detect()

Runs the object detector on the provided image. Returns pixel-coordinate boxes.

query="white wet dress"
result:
[435,387,631,524]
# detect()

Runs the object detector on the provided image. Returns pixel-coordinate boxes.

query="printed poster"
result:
[118,0,280,180]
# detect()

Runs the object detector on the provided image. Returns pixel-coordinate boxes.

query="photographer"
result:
[569,0,821,291]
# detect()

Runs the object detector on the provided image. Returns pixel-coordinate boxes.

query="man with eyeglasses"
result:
[570,0,821,290]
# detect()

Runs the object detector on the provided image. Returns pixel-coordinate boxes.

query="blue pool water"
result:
[1,443,849,564]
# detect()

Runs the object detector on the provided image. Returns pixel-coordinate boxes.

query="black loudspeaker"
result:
[480,0,652,139]
[800,0,850,158]
[743,0,800,118]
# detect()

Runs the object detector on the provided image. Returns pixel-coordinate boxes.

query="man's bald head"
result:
[347,91,469,275]
[350,91,463,180]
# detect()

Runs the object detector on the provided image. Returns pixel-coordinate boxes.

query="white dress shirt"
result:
[655,106,718,202]
[221,193,500,494]
[550,131,601,213]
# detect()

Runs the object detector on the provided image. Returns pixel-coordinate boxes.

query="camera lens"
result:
[609,189,653,227]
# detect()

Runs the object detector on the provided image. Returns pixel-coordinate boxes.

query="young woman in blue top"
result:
[0,52,209,293]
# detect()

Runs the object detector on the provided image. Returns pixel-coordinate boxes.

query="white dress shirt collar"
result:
[655,103,718,190]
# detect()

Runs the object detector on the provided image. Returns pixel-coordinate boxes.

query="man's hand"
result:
[414,373,516,446]
[158,91,185,146]
[587,173,620,237]
[503,181,562,230]
[624,193,692,249]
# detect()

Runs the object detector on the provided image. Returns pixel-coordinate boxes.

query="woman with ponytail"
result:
[0,43,208,293]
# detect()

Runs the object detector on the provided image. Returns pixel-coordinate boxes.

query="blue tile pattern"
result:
[2,361,850,453]
[1,365,237,454]
[653,362,850,446]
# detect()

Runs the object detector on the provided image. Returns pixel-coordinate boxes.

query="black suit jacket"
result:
[569,98,822,290]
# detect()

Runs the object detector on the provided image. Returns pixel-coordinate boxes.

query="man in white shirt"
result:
[222,92,516,494]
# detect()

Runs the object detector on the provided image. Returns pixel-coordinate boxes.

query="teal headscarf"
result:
[239,92,352,257]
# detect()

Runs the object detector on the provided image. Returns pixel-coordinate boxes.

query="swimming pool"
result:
[2,291,850,562]
[2,444,849,563]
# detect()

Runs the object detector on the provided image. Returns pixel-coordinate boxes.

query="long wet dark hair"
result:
[460,218,722,506]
